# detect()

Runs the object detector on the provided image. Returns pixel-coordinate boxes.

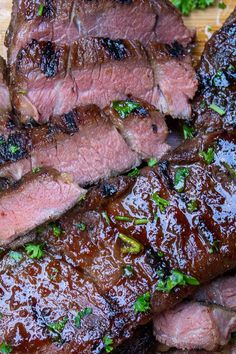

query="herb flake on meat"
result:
[134,292,151,314]
[112,100,141,119]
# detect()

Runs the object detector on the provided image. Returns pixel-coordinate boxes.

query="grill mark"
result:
[40,42,60,78]
[166,41,184,58]
[101,38,128,61]
[101,183,118,197]
[63,111,78,133]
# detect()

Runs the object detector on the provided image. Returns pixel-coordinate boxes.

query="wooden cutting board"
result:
[0,0,235,60]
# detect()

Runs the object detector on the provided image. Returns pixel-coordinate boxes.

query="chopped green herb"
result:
[208,240,220,254]
[212,70,229,87]
[134,218,149,225]
[49,267,59,280]
[47,317,68,335]
[0,313,3,320]
[148,158,158,167]
[152,193,170,213]
[25,243,45,259]
[187,199,198,213]
[74,307,93,328]
[102,211,110,225]
[223,162,236,179]
[17,89,28,95]
[112,100,141,119]
[32,167,41,173]
[174,167,189,193]
[115,215,133,222]
[183,124,195,140]
[123,264,134,278]
[118,233,143,254]
[156,269,200,292]
[207,25,212,31]
[51,223,63,237]
[209,103,225,116]
[218,1,226,9]
[134,292,151,314]
[199,147,215,165]
[128,167,140,177]
[157,251,164,258]
[9,251,23,262]
[103,336,113,353]
[0,342,12,353]
[38,3,45,16]
[0,138,4,145]
[8,144,20,154]
[76,222,86,231]
[36,225,45,235]
[171,0,214,16]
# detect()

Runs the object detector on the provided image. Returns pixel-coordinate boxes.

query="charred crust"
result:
[152,124,158,133]
[63,111,78,133]
[0,132,29,163]
[40,42,60,78]
[115,0,132,3]
[135,106,149,117]
[166,41,184,58]
[41,0,55,18]
[145,248,170,279]
[101,183,118,197]
[158,161,174,190]
[101,38,128,61]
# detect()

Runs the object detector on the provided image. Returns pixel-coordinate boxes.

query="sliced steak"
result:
[0,131,233,351]
[193,7,236,132]
[0,168,85,245]
[12,38,197,123]
[0,101,168,184]
[0,57,11,114]
[6,0,194,65]
[154,302,236,351]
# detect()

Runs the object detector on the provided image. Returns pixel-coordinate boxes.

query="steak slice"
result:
[0,57,11,114]
[154,302,236,351]
[0,168,85,245]
[0,130,232,351]
[12,38,197,124]
[193,7,236,132]
[0,102,168,184]
[5,0,194,65]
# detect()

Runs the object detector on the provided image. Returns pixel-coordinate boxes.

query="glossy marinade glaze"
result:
[0,130,235,353]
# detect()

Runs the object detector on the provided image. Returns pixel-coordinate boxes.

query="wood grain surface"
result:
[0,0,235,60]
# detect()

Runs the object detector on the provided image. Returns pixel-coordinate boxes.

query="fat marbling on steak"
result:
[5,0,194,65]
[11,38,197,123]
[193,7,236,132]
[0,129,235,352]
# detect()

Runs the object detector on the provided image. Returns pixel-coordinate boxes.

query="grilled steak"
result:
[0,101,169,184]
[0,57,11,114]
[6,0,194,65]
[0,168,85,245]
[0,130,234,352]
[193,7,236,133]
[154,275,236,351]
[12,38,197,123]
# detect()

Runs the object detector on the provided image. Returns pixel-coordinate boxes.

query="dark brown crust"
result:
[193,7,236,132]
[0,130,235,352]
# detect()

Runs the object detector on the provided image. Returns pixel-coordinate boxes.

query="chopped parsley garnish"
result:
[148,158,158,167]
[174,167,189,193]
[47,317,68,334]
[134,292,151,314]
[187,199,198,213]
[199,147,215,165]
[17,89,27,95]
[223,162,236,179]
[212,70,229,87]
[209,103,225,116]
[32,167,41,174]
[76,222,86,231]
[38,3,45,16]
[208,240,220,254]
[9,251,23,262]
[25,243,45,259]
[158,251,164,257]
[0,313,2,320]
[51,223,63,237]
[218,1,226,9]
[8,144,20,154]
[123,264,134,278]
[0,342,12,353]
[112,100,141,119]
[152,193,170,213]
[103,336,113,353]
[183,124,194,140]
[49,267,59,280]
[156,269,200,292]
[171,0,214,16]
[102,211,110,225]
[207,25,212,31]
[115,215,149,225]
[128,167,140,177]
[74,308,93,328]
[118,233,143,254]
